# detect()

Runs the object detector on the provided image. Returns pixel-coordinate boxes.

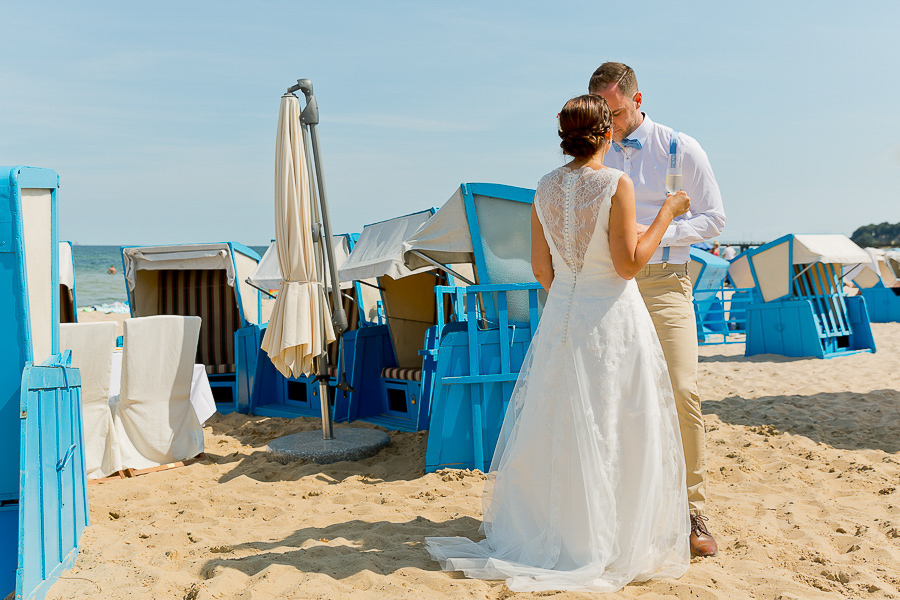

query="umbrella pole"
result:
[294,79,347,338]
[302,123,336,442]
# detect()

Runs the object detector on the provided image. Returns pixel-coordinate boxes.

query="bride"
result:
[425,94,692,593]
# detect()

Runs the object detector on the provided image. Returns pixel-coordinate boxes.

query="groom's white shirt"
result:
[603,113,725,265]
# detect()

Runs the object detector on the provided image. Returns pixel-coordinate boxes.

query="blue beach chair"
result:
[0,166,88,600]
[845,248,900,323]
[402,183,545,472]
[121,243,264,413]
[688,248,730,342]
[734,234,876,358]
[247,234,382,417]
[333,210,472,432]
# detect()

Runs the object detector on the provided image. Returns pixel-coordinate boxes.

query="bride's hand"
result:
[663,191,690,218]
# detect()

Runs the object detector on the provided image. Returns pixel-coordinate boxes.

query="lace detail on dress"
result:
[536,167,620,274]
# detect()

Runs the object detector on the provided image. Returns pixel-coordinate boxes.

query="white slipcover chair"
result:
[114,315,204,470]
[59,321,120,479]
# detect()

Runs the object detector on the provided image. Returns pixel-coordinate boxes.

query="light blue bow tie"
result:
[614,138,642,152]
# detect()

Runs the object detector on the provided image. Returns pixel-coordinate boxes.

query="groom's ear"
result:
[633,92,643,109]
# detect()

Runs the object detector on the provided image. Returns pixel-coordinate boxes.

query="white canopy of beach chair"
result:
[122,243,238,290]
[729,234,869,302]
[249,236,353,292]
[402,188,476,270]
[260,94,335,378]
[338,210,436,281]
[790,234,869,266]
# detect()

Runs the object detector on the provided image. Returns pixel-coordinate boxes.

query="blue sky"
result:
[1,1,897,246]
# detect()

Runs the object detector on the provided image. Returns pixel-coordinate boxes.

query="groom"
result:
[589,62,726,557]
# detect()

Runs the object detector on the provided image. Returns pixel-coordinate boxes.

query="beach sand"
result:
[45,320,900,599]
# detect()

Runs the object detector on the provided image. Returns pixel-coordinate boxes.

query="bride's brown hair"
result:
[558,95,612,159]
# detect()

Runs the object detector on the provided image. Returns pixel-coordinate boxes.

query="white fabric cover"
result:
[249,236,353,291]
[338,210,435,281]
[21,188,53,365]
[59,241,75,290]
[113,315,204,470]
[402,189,476,270]
[792,234,869,266]
[260,95,335,378]
[425,166,689,592]
[122,244,235,292]
[60,322,120,479]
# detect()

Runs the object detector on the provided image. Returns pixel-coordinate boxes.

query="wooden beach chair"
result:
[0,166,88,600]
[121,243,263,413]
[404,183,543,472]
[845,248,900,322]
[736,234,876,358]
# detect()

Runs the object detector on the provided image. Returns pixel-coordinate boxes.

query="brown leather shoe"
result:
[690,515,718,557]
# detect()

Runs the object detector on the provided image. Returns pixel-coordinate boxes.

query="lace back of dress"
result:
[540,169,616,274]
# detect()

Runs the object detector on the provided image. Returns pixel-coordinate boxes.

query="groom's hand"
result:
[636,223,649,240]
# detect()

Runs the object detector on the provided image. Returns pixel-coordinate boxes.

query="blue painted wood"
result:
[425,284,541,472]
[0,166,88,600]
[859,286,900,322]
[18,361,88,600]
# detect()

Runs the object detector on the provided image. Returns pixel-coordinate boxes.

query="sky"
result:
[1,1,898,246]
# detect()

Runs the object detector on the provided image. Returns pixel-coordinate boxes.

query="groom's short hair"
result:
[589,62,638,98]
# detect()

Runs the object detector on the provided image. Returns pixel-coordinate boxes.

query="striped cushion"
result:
[158,269,240,374]
[381,367,422,382]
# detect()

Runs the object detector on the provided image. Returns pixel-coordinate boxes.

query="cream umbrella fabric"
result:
[261,94,335,377]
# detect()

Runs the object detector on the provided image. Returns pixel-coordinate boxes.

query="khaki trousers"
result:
[635,263,706,515]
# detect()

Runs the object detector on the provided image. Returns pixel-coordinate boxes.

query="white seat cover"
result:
[60,322,120,479]
[114,315,204,470]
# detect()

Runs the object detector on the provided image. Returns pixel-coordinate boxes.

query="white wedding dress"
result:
[425,165,690,593]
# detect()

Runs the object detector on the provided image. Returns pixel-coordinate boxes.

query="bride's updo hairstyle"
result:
[558,94,612,159]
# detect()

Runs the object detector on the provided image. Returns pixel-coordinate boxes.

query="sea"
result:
[72,245,269,308]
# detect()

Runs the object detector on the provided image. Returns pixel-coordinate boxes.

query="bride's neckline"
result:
[562,162,609,174]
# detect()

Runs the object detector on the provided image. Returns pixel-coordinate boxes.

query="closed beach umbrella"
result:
[261,94,335,377]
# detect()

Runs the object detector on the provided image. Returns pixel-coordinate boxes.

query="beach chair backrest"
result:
[462,183,541,322]
[156,269,241,375]
[379,272,444,368]
[688,248,729,291]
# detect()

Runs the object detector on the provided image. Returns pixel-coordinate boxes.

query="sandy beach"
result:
[44,320,900,600]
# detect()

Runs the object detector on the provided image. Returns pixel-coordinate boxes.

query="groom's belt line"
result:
[637,263,688,276]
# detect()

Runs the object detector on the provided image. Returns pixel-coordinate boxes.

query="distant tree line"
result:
[851,222,900,247]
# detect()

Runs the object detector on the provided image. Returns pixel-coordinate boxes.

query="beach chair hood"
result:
[730,234,869,303]
[402,188,476,270]
[339,210,435,281]
[123,243,238,292]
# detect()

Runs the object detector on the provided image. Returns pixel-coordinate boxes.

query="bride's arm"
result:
[608,175,690,280]
[531,205,554,291]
